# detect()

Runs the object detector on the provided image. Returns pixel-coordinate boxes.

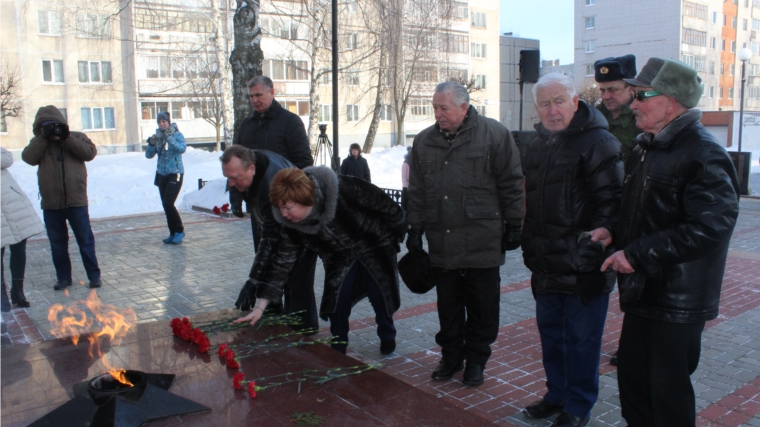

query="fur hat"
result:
[398,249,436,294]
[624,58,703,108]
[594,54,637,83]
[157,111,171,125]
[349,143,362,153]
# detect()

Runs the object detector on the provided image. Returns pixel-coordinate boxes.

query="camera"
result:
[42,122,70,141]
[318,123,328,135]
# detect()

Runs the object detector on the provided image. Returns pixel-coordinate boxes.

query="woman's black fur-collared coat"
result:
[254,166,407,320]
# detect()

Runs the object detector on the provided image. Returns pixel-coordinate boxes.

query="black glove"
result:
[501,224,522,252]
[406,228,423,253]
[235,280,257,311]
[572,232,605,273]
[231,202,245,218]
[42,122,70,141]
[147,136,156,146]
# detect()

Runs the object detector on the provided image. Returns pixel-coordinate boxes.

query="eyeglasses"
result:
[633,90,662,102]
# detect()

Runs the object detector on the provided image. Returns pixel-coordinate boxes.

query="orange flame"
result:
[48,290,137,386]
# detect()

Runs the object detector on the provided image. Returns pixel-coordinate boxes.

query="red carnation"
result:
[218,344,229,358]
[179,325,192,341]
[198,337,210,353]
[233,372,244,390]
[213,206,222,215]
[247,381,257,398]
[226,350,240,369]
[221,203,230,212]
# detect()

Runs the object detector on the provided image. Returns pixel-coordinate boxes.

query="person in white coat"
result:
[1,147,46,311]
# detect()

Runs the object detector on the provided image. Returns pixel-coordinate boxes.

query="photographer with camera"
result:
[21,105,102,291]
[145,112,187,244]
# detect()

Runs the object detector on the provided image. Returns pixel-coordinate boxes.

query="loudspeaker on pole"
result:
[520,50,540,84]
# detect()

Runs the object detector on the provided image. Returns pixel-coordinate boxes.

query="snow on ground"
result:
[8,145,409,220]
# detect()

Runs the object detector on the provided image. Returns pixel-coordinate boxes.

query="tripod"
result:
[313,124,338,171]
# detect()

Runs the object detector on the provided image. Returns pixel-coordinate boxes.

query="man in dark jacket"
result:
[520,73,623,427]
[221,146,319,328]
[232,76,318,330]
[340,143,371,182]
[594,55,640,162]
[407,81,525,387]
[591,58,740,426]
[21,106,102,291]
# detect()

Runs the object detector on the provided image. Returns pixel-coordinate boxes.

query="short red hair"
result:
[269,168,316,207]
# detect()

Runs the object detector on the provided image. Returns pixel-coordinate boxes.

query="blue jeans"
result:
[536,292,609,418]
[43,207,100,282]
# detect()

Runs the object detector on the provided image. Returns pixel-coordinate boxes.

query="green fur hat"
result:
[624,58,703,108]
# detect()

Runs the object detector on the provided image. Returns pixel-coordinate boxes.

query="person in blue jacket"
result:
[146,112,187,244]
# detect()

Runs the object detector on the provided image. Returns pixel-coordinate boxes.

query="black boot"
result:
[10,279,30,308]
[1,282,10,312]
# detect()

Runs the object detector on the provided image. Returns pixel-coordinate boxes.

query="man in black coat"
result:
[230,76,318,331]
[340,143,371,182]
[520,73,623,427]
[221,145,319,331]
[591,58,740,426]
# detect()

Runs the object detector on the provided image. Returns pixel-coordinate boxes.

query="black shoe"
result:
[10,279,30,308]
[380,339,396,355]
[431,359,464,380]
[89,278,102,289]
[462,362,485,387]
[551,412,590,427]
[523,399,563,419]
[54,280,72,291]
[1,282,10,312]
[610,351,619,366]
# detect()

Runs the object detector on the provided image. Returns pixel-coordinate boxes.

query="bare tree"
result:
[578,79,601,107]
[0,61,24,126]
[179,53,227,151]
[229,0,263,135]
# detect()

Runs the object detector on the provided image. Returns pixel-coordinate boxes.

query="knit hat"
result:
[594,55,637,83]
[624,58,703,108]
[157,111,171,124]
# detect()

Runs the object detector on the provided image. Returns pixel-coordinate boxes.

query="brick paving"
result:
[2,199,760,426]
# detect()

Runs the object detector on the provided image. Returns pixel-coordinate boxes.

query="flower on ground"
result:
[226,349,240,369]
[247,381,257,398]
[221,203,230,213]
[218,343,229,358]
[233,372,245,390]
[213,206,222,215]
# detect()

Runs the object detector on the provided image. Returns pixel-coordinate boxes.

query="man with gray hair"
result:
[520,73,623,426]
[231,75,317,332]
[590,58,739,425]
[406,81,524,387]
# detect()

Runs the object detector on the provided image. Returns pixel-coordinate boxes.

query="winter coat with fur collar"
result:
[253,166,407,320]
[1,148,45,247]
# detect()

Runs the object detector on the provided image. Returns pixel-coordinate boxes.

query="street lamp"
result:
[737,47,753,152]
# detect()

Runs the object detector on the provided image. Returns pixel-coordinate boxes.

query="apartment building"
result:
[500,35,539,132]
[1,0,501,153]
[575,0,760,112]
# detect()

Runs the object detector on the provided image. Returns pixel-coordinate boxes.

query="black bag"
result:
[398,248,436,294]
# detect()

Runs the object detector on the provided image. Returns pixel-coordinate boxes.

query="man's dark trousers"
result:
[618,313,705,426]
[43,207,100,282]
[251,218,318,329]
[536,292,609,419]
[433,266,500,365]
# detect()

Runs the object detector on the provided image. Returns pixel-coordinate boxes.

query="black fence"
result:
[381,188,402,205]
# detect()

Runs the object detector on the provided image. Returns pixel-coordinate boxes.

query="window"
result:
[0,111,6,133]
[755,0,760,7]
[171,102,183,120]
[344,0,358,13]
[749,86,760,98]
[720,87,724,98]
[81,107,115,130]
[584,16,596,29]
[710,37,716,49]
[141,102,168,120]
[713,11,717,23]
[446,69,468,82]
[58,108,67,121]
[722,39,726,51]
[585,0,595,5]
[134,9,213,33]
[471,43,487,58]
[143,56,170,79]
[475,105,486,117]
[320,69,332,84]
[346,104,359,122]
[585,40,595,53]
[720,62,725,74]
[754,19,760,31]
[319,104,332,122]
[474,74,486,89]
[723,14,727,26]
[75,14,111,38]
[281,100,309,117]
[585,64,594,75]
[731,41,736,52]
[753,41,760,55]
[413,67,437,82]
[709,60,716,74]
[730,64,735,75]
[683,2,708,20]
[379,104,392,121]
[471,12,486,28]
[172,57,198,79]
[78,61,112,83]
[694,56,706,72]
[750,64,759,76]
[38,10,62,35]
[744,19,748,30]
[410,99,432,116]
[729,87,734,99]
[263,59,308,80]
[42,60,64,83]
[440,34,468,53]
[346,70,360,85]
[709,86,715,98]
[344,32,357,50]
[453,1,468,18]
[682,28,707,46]
[682,54,695,68]
[732,17,737,28]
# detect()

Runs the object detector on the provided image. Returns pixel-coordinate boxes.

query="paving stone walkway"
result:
[2,199,760,426]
